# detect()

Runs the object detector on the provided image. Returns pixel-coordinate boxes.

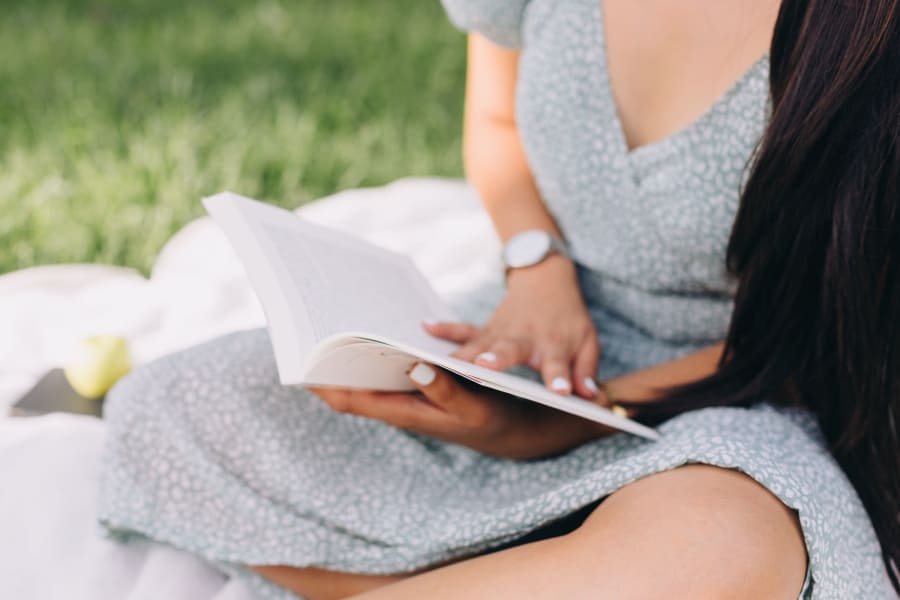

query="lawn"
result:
[0,0,467,275]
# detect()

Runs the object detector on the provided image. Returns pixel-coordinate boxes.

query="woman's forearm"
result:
[515,342,726,458]
[604,342,725,403]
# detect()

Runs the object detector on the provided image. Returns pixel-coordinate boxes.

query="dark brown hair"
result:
[633,0,900,589]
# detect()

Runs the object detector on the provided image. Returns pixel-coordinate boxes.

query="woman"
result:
[98,0,899,598]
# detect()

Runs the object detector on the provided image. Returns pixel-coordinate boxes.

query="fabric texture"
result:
[98,1,895,598]
[0,178,499,600]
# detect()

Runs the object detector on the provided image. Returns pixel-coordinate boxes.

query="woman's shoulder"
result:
[441,0,532,48]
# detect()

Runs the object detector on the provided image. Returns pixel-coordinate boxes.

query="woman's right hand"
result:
[426,254,600,399]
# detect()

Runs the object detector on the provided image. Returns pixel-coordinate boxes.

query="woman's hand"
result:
[427,255,600,399]
[309,363,604,460]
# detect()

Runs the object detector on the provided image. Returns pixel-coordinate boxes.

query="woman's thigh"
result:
[344,464,807,599]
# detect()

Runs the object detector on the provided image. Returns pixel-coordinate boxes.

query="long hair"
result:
[630,0,900,589]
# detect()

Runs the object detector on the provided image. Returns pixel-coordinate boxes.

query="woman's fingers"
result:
[309,386,446,431]
[422,321,479,344]
[473,337,532,370]
[572,332,601,398]
[307,387,352,412]
[538,345,575,395]
[309,365,503,439]
[453,336,491,362]
[409,363,493,429]
[426,321,491,363]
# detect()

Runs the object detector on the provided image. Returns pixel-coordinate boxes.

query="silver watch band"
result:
[547,235,569,259]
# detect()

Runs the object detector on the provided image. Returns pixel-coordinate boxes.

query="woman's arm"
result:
[503,341,727,457]
[603,342,725,402]
[463,34,558,241]
[312,340,726,461]
[435,34,600,399]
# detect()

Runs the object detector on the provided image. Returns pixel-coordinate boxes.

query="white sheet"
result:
[0,414,251,599]
[0,178,499,599]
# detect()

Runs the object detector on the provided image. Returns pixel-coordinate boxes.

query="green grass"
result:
[0,0,467,275]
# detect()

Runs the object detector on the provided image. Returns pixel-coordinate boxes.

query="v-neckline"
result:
[593,1,770,161]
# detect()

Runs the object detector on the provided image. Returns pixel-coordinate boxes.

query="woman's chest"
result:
[514,0,770,291]
[601,0,778,151]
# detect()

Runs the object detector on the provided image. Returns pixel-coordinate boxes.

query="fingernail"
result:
[409,363,436,386]
[476,352,497,363]
[583,377,599,396]
[422,319,439,327]
[550,377,571,393]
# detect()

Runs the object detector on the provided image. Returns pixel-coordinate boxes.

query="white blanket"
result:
[0,178,499,599]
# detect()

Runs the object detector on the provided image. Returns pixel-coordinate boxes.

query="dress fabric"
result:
[98,1,895,598]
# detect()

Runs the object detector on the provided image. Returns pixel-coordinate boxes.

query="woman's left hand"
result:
[309,363,604,460]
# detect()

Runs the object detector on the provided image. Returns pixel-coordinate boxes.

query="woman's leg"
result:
[255,465,807,600]
[251,566,407,600]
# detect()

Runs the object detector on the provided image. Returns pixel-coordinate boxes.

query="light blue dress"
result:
[97,1,895,598]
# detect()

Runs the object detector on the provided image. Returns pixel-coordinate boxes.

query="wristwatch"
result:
[502,230,570,270]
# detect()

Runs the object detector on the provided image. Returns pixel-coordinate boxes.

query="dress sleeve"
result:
[441,0,530,48]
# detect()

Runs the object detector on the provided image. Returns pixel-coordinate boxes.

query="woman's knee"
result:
[571,465,808,599]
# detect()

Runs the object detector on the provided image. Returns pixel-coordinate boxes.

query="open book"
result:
[203,192,660,440]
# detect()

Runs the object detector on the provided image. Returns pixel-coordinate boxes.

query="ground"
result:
[0,0,466,274]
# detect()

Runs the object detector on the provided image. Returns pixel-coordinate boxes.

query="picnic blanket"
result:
[0,178,499,599]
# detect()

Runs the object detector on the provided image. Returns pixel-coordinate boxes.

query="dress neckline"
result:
[592,1,770,161]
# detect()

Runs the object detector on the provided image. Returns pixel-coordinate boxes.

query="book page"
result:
[203,192,457,382]
[260,225,452,347]
[301,338,421,390]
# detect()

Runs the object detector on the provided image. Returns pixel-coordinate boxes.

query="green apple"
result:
[64,335,132,399]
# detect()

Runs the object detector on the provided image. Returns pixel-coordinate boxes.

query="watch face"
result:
[504,230,553,268]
